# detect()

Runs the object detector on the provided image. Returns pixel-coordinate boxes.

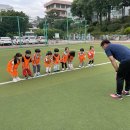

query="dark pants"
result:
[88,60,94,64]
[33,64,40,73]
[117,60,130,95]
[61,62,67,69]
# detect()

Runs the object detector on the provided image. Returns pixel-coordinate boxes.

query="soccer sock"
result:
[88,60,92,64]
[91,60,94,64]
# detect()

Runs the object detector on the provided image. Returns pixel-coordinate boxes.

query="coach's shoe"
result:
[110,94,123,100]
[122,90,130,96]
[13,78,17,82]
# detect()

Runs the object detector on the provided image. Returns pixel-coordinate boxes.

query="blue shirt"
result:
[105,43,130,63]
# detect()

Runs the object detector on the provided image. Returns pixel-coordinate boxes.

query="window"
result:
[61,4,65,8]
[56,4,60,8]
[51,4,54,8]
[66,5,71,8]
[129,9,130,16]
[61,11,65,15]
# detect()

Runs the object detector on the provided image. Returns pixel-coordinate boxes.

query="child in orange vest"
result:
[68,51,75,70]
[7,53,22,82]
[78,48,86,68]
[53,48,60,72]
[32,49,41,77]
[22,50,32,79]
[60,47,69,71]
[44,51,53,74]
[87,46,95,67]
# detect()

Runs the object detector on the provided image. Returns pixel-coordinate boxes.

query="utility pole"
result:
[17,16,22,47]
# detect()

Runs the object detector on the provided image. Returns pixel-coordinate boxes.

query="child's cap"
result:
[25,50,31,54]
[15,53,22,57]
[65,47,69,51]
[54,48,59,52]
[80,48,84,52]
[69,51,75,57]
[46,51,52,55]
[90,46,94,50]
[35,49,41,53]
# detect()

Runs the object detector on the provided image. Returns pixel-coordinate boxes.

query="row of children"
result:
[7,46,95,82]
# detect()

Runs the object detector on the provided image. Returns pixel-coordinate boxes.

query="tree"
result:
[45,10,60,28]
[71,0,124,24]
[71,0,83,18]
[0,10,29,37]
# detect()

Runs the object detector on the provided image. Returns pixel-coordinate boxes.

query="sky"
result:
[0,0,72,19]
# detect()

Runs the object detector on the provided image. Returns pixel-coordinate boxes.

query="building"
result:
[0,4,13,12]
[92,7,130,22]
[111,6,130,19]
[44,0,72,18]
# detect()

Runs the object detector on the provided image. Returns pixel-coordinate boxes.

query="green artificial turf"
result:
[0,43,130,130]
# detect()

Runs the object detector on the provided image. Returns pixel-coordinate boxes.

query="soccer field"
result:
[0,43,130,130]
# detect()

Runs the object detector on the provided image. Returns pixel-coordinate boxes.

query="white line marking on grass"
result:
[0,62,111,86]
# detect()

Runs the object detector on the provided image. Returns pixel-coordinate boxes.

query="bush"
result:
[123,23,130,28]
[124,27,130,34]
[87,26,94,33]
[100,24,108,32]
[48,28,64,39]
[34,28,64,39]
[92,21,99,26]
[107,23,121,32]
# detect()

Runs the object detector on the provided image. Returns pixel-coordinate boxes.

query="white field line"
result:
[0,62,111,86]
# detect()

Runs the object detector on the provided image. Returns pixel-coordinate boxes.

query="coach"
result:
[101,40,130,99]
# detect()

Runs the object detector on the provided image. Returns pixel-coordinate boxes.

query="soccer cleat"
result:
[62,68,65,71]
[37,72,40,76]
[122,90,130,96]
[16,77,21,81]
[34,73,37,77]
[91,64,94,67]
[13,78,17,82]
[25,76,28,80]
[88,64,91,67]
[110,94,123,100]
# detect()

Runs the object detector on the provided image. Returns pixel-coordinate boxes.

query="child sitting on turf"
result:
[68,51,75,70]
[44,51,53,74]
[78,48,86,68]
[87,46,95,67]
[22,50,32,79]
[53,48,60,72]
[7,53,22,82]
[60,47,69,71]
[32,49,41,77]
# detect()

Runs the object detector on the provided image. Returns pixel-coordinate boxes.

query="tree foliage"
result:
[0,10,29,37]
[71,0,124,24]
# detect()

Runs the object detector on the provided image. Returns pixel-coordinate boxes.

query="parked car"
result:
[29,36,38,44]
[0,37,12,46]
[13,36,23,45]
[37,36,46,44]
